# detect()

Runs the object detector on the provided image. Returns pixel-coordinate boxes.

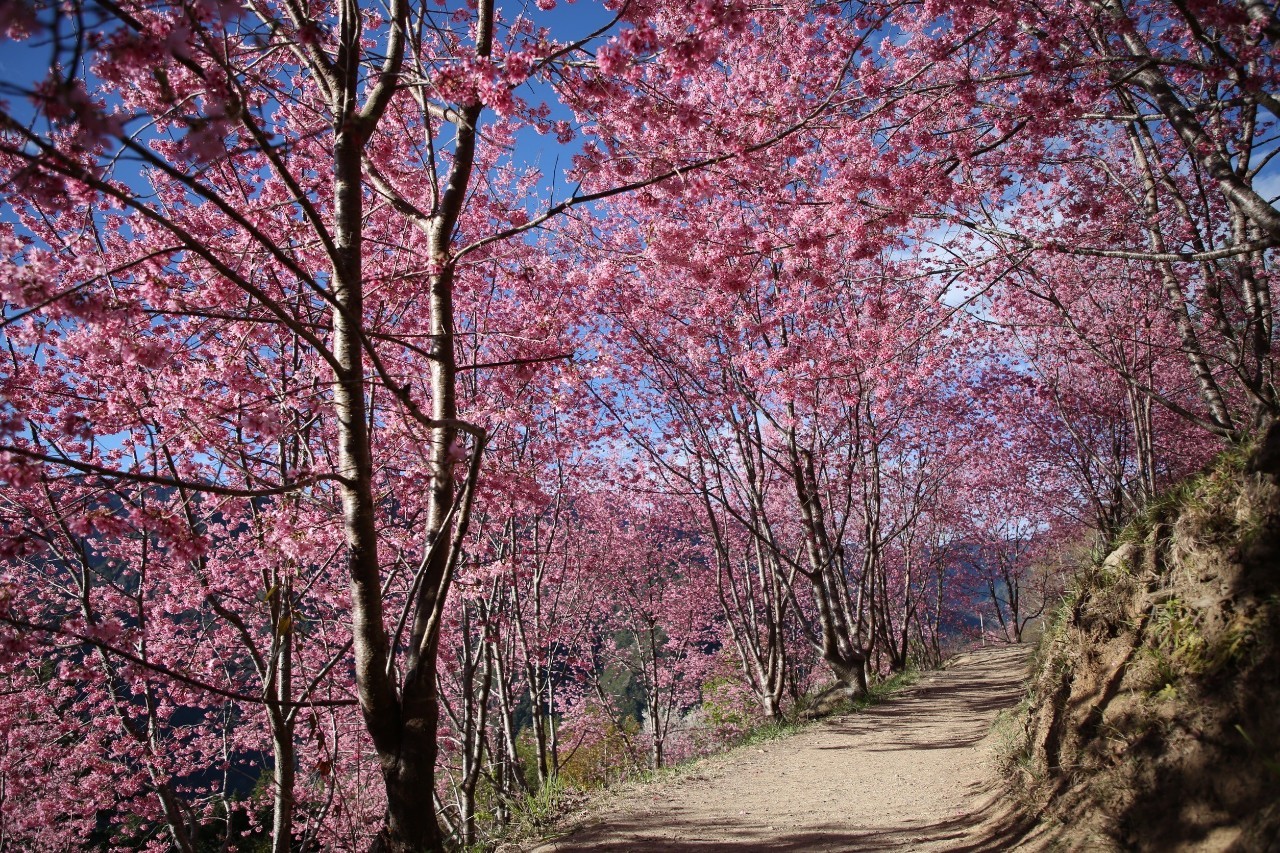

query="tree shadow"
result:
[539,646,1039,852]
[539,787,1036,851]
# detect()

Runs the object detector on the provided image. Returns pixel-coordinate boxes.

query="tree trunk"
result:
[825,647,869,697]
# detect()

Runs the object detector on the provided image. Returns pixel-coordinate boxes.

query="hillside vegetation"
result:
[1011,431,1280,851]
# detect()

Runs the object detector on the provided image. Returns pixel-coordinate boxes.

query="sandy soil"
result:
[532,644,1036,852]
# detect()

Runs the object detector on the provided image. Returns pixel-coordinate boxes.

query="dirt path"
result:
[533,644,1035,852]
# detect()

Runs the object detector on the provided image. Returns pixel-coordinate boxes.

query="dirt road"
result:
[534,644,1034,852]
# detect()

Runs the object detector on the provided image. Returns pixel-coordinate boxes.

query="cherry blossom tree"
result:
[0,0,1272,847]
[0,0,891,846]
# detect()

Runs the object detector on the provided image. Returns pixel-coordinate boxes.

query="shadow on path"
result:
[536,644,1035,852]
[545,790,1034,852]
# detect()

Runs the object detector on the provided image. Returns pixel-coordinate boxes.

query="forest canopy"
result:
[0,0,1275,849]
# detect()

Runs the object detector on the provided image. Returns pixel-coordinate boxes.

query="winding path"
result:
[532,644,1034,852]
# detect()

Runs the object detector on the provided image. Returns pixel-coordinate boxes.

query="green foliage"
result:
[556,710,642,790]
[1000,431,1280,852]
[865,669,920,705]
[598,658,645,725]
[1106,454,1218,559]
[510,772,568,830]
[699,675,753,734]
[791,668,921,720]
[1111,440,1253,553]
[1143,594,1276,694]
[1147,596,1208,682]
[512,726,545,793]
[1031,616,1068,682]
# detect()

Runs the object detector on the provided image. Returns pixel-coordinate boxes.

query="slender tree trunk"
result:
[332,115,437,850]
[1123,124,1237,435]
[270,583,296,853]
[1102,0,1280,244]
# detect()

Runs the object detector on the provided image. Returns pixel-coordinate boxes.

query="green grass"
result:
[862,668,921,706]
[789,667,922,720]
[1146,596,1208,683]
[510,772,568,829]
[1110,440,1254,554]
[734,718,804,748]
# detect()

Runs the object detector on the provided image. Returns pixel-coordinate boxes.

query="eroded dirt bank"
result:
[1016,439,1280,853]
[533,644,1032,852]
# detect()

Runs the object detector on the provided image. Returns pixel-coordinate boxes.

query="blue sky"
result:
[0,0,626,209]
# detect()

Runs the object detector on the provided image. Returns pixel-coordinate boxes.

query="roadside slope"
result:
[533,644,1031,852]
[1013,434,1280,852]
